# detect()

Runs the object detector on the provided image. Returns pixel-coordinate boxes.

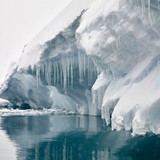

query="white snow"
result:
[77,0,120,34]
[111,60,160,135]
[18,0,93,69]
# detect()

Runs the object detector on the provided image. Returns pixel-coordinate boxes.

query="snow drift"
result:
[1,0,160,135]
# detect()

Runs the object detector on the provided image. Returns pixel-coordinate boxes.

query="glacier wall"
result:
[1,12,100,115]
[1,0,160,135]
[76,0,160,135]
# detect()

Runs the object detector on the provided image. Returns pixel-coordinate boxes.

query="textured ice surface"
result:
[76,0,160,135]
[1,0,160,135]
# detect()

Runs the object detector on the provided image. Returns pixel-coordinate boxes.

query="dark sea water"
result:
[0,114,160,160]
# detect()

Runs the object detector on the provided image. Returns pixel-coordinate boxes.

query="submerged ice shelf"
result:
[1,0,160,135]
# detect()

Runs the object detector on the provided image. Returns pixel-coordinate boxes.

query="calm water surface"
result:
[0,114,160,160]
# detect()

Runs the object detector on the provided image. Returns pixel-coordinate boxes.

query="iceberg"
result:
[1,0,160,135]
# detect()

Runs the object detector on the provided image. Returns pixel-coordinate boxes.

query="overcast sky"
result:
[0,0,71,80]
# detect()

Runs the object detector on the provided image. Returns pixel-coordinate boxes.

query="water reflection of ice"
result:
[2,114,160,160]
[0,115,131,160]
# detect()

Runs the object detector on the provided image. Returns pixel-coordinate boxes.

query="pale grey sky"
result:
[0,0,71,80]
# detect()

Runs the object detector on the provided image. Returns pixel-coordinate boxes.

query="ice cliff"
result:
[1,0,160,135]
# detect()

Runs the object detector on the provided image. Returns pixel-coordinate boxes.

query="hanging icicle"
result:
[36,64,40,87]
[38,51,99,94]
[148,0,151,23]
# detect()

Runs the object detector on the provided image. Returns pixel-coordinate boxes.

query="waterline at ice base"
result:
[1,0,160,136]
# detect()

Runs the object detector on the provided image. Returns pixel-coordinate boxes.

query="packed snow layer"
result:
[110,56,160,135]
[2,0,160,135]
[18,0,92,69]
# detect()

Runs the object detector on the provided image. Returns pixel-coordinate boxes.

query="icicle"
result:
[45,63,47,84]
[40,51,98,95]
[45,61,49,85]
[148,0,151,23]
[78,53,83,82]
[87,57,90,85]
[56,61,58,85]
[53,61,56,85]
[83,54,86,78]
[59,61,63,86]
[42,64,45,79]
[61,56,67,94]
[141,0,144,14]
[49,60,52,85]
[67,55,70,88]
[36,64,40,87]
[56,62,59,85]
[70,55,73,88]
